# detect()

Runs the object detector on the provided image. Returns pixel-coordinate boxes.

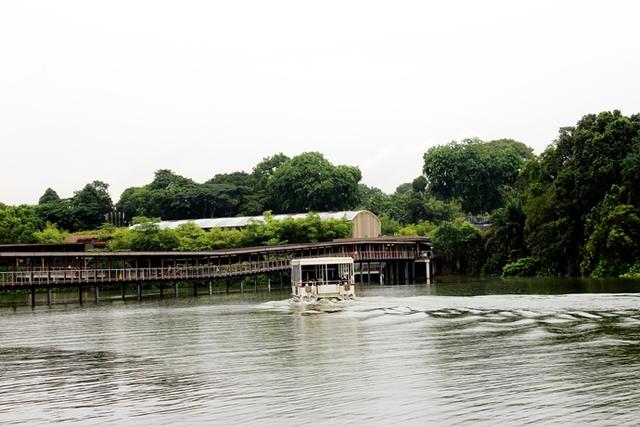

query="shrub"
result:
[502,257,539,277]
[620,262,640,279]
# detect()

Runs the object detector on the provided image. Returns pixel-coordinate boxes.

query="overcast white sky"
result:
[1,1,638,205]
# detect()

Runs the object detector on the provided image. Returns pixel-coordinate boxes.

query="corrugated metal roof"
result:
[155,211,363,230]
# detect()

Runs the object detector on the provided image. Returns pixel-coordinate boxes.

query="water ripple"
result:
[0,291,639,425]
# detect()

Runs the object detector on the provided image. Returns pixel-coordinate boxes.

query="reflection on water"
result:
[0,279,639,425]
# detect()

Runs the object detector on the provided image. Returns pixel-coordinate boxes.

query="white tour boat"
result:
[290,257,356,302]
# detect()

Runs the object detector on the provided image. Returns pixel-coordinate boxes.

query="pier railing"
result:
[0,239,430,288]
[0,259,292,287]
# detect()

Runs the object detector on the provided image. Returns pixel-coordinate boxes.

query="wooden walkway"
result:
[0,237,432,288]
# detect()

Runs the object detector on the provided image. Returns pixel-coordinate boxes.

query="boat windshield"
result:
[291,258,354,286]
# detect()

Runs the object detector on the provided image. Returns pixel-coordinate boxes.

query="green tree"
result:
[71,181,113,231]
[358,184,391,215]
[423,138,533,213]
[38,188,60,205]
[523,111,640,275]
[432,221,483,274]
[581,190,640,277]
[267,152,362,213]
[203,172,261,216]
[483,199,527,274]
[33,222,67,243]
[108,217,180,251]
[0,204,43,243]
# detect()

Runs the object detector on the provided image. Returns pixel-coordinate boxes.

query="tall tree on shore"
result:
[423,138,534,214]
[267,152,362,213]
[70,181,114,231]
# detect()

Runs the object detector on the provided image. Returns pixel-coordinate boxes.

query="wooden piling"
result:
[411,262,416,284]
[404,262,409,285]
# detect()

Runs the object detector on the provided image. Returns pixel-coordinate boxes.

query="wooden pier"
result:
[0,237,433,305]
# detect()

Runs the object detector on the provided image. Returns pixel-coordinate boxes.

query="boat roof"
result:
[290,257,354,266]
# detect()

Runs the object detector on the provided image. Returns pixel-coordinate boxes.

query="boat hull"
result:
[291,283,355,301]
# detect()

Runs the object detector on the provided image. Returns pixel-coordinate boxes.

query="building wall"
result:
[351,211,381,238]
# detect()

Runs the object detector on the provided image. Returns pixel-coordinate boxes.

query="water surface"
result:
[1,278,639,425]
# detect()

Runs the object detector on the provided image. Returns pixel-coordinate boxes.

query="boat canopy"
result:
[290,257,354,266]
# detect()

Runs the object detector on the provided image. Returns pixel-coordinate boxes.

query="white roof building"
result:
[154,211,381,238]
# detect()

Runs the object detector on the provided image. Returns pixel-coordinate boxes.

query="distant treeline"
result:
[1,110,639,278]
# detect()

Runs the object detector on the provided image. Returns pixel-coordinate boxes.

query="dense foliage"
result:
[521,111,640,276]
[108,214,352,251]
[431,221,483,274]
[268,152,361,213]
[37,181,113,232]
[115,152,361,220]
[0,204,43,244]
[502,257,539,277]
[423,138,533,214]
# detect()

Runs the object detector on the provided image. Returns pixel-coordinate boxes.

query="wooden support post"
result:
[395,262,400,285]
[31,287,36,308]
[94,286,100,304]
[193,282,198,297]
[404,262,409,285]
[137,284,142,301]
[174,283,179,297]
[78,286,83,305]
[254,277,257,292]
[411,262,416,284]
[47,288,52,305]
[426,259,431,283]
[383,263,387,285]
[387,262,392,285]
[208,281,213,296]
[268,278,271,292]
[241,279,244,294]
[121,285,126,300]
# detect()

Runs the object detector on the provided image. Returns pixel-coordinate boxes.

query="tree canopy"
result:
[521,111,640,276]
[423,138,533,214]
[267,152,362,213]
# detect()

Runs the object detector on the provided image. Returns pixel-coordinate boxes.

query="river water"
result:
[1,278,639,426]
